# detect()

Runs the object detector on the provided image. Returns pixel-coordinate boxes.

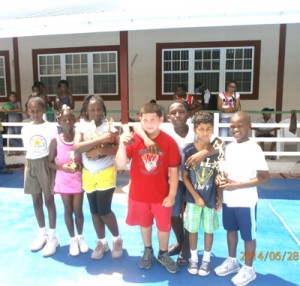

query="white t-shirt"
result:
[22,121,57,159]
[76,119,117,173]
[160,123,196,180]
[223,139,269,207]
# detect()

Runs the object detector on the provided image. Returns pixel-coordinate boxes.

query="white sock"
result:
[244,264,253,270]
[99,238,107,245]
[48,228,56,240]
[112,235,121,242]
[77,234,82,239]
[229,256,237,262]
[39,227,46,236]
[70,236,77,242]
[190,249,198,262]
[203,251,211,262]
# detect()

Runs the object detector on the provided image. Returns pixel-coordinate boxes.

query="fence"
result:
[2,112,300,159]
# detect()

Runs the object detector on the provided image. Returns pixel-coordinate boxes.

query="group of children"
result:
[21,95,268,286]
[22,95,123,259]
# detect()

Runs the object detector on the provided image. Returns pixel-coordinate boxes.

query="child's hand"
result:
[120,132,134,145]
[185,150,207,168]
[62,163,77,173]
[144,137,159,154]
[101,132,117,144]
[195,196,206,207]
[162,194,175,208]
[86,148,100,160]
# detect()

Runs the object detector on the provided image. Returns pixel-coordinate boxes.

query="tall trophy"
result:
[213,139,226,182]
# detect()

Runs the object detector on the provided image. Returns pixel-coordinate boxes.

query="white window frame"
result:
[37,51,119,97]
[162,47,254,94]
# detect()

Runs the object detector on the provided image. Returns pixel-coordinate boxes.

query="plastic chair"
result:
[277,119,300,158]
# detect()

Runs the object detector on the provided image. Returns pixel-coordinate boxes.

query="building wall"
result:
[1,23,299,121]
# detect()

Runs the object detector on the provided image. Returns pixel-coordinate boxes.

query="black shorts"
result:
[86,188,115,216]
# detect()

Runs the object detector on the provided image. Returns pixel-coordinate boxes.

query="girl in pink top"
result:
[49,106,89,256]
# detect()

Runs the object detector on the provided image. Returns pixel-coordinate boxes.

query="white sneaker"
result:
[91,241,109,259]
[78,236,89,253]
[231,265,257,286]
[42,237,59,257]
[69,238,80,256]
[214,257,240,276]
[30,234,48,251]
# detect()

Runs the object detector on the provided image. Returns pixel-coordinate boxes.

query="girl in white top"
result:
[74,95,123,260]
[217,81,241,138]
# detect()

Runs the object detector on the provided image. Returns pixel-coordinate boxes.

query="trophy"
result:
[68,151,77,169]
[213,139,227,182]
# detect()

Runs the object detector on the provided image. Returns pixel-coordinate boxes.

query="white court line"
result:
[262,197,300,247]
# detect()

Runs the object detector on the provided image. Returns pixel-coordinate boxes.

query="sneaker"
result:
[177,254,189,266]
[214,257,240,276]
[69,238,80,256]
[168,243,181,256]
[78,236,89,253]
[231,265,257,286]
[30,233,48,252]
[139,249,154,270]
[157,252,179,274]
[42,237,59,257]
[91,240,109,259]
[188,259,198,275]
[112,238,123,258]
[198,260,211,276]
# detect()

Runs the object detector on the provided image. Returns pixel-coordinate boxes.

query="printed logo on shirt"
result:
[29,135,47,155]
[191,158,218,191]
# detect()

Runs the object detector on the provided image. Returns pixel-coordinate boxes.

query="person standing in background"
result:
[54,80,74,111]
[217,81,241,139]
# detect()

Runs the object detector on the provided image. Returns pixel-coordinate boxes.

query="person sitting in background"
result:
[173,84,202,118]
[252,108,278,160]
[194,82,211,110]
[3,92,23,155]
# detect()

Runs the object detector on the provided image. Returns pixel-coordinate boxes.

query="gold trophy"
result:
[68,151,77,169]
[213,139,226,182]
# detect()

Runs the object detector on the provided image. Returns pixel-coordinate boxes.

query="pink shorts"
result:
[126,198,172,232]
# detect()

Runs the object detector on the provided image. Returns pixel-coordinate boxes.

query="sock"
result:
[159,250,167,256]
[203,251,211,262]
[48,228,56,240]
[145,246,153,252]
[190,249,198,262]
[229,256,237,262]
[112,235,121,242]
[244,264,253,270]
[39,227,46,236]
[77,234,82,239]
[99,238,107,245]
[70,236,77,242]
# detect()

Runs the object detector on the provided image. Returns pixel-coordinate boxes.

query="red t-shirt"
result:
[126,130,181,203]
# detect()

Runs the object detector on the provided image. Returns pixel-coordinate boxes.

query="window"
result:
[157,41,260,100]
[0,51,11,99]
[33,46,119,100]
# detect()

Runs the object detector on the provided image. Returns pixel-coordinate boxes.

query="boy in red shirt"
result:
[116,103,180,273]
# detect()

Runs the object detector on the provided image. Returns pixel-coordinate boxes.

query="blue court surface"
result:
[0,171,299,286]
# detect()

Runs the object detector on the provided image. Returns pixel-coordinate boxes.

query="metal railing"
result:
[2,113,300,158]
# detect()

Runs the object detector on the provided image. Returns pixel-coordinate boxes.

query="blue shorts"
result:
[172,180,186,216]
[222,203,257,241]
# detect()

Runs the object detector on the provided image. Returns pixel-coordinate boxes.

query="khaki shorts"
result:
[24,156,54,195]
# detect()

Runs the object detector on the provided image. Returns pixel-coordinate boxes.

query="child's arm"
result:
[182,169,206,207]
[73,130,117,153]
[115,132,131,169]
[215,185,223,212]
[133,123,160,154]
[220,170,269,191]
[162,166,178,208]
[185,137,224,168]
[86,134,120,160]
[68,94,75,110]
